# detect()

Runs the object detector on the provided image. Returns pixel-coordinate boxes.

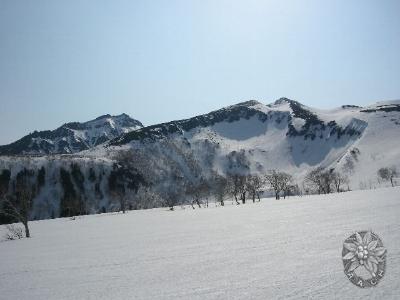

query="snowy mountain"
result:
[101,98,399,186]
[0,98,399,221]
[0,114,143,155]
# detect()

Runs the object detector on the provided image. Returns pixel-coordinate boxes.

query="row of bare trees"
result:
[223,173,266,205]
[180,170,296,209]
[183,173,266,209]
[265,170,294,200]
[303,166,398,194]
[2,154,397,239]
[304,167,349,194]
[110,150,398,212]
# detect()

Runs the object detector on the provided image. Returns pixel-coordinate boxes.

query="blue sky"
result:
[0,0,399,144]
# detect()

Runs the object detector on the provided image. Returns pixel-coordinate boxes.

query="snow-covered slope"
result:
[0,113,143,155]
[101,98,399,187]
[0,98,399,220]
[1,187,399,299]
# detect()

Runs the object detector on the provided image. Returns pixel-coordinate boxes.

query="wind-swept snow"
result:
[1,187,399,299]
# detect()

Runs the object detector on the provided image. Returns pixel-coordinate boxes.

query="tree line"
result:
[0,150,398,238]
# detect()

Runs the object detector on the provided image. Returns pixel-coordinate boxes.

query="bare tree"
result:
[238,176,247,204]
[0,168,36,238]
[377,166,398,187]
[304,167,324,194]
[322,171,335,194]
[227,174,247,204]
[283,184,297,199]
[265,170,292,200]
[246,175,265,202]
[332,171,349,192]
[212,174,229,206]
[304,167,335,194]
[185,178,209,209]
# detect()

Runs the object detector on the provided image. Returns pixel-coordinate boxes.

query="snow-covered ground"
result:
[1,187,399,299]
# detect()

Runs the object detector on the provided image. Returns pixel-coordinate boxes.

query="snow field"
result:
[0,187,399,299]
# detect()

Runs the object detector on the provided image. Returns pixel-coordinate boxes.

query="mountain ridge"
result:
[0,113,143,155]
[108,97,368,146]
[0,98,399,221]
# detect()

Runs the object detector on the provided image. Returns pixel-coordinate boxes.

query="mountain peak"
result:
[273,97,298,106]
[233,100,262,107]
[94,114,112,121]
[0,113,143,155]
[117,113,130,118]
[93,113,132,121]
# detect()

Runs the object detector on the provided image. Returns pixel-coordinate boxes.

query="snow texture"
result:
[1,187,399,299]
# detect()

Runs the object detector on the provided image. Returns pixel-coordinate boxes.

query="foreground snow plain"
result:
[1,187,399,299]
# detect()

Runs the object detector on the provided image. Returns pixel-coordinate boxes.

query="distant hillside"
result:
[0,114,143,155]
